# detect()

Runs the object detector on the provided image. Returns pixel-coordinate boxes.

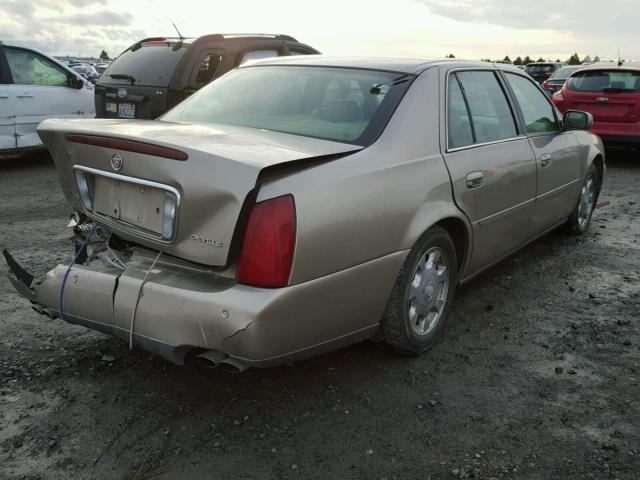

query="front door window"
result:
[5,48,69,87]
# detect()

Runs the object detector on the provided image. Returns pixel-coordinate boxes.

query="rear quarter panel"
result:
[257,68,471,285]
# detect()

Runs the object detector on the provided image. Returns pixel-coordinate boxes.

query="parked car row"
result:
[95,33,319,119]
[70,64,100,83]
[0,33,318,155]
[524,62,567,84]
[542,65,581,94]
[1,35,637,158]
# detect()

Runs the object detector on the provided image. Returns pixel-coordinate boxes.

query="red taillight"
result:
[237,195,296,288]
[552,91,564,104]
[542,81,551,89]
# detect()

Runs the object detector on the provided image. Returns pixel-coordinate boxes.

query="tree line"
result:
[445,53,601,65]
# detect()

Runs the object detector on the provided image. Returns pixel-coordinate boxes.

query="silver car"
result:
[4,57,604,372]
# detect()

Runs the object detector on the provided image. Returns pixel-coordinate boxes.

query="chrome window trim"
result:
[72,165,181,244]
[444,67,523,153]
[447,134,528,153]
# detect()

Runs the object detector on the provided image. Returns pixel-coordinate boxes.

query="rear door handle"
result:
[16,93,34,98]
[540,153,552,167]
[465,171,485,189]
[0,94,9,99]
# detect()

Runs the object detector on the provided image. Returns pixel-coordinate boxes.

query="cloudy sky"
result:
[1,0,638,61]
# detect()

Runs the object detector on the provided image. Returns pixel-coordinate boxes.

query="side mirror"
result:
[563,110,593,130]
[70,75,85,89]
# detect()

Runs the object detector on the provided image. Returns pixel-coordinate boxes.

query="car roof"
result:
[239,55,524,74]
[570,62,640,72]
[135,34,305,46]
[0,40,37,50]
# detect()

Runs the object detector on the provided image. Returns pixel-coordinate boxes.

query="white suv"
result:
[0,41,95,155]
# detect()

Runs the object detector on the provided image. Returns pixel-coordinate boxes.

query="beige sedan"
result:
[4,57,604,372]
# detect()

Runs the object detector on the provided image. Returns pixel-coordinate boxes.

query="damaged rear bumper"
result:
[4,248,405,368]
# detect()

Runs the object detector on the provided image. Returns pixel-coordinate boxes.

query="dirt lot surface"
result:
[1,150,639,480]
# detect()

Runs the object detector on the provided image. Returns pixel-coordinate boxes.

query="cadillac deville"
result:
[4,56,605,372]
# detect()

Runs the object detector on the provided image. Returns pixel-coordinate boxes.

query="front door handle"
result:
[16,93,34,98]
[0,94,9,99]
[540,153,552,167]
[465,171,485,189]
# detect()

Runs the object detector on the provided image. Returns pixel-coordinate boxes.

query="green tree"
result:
[567,52,581,65]
[555,58,561,62]
[502,55,512,63]
[513,56,523,65]
[593,56,600,62]
[536,57,546,62]
[522,55,532,65]
[446,53,456,58]
[480,58,492,62]
[99,50,109,61]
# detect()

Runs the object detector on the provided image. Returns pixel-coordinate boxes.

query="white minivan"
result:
[0,42,95,154]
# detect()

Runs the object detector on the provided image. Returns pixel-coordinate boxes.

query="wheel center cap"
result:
[424,282,435,301]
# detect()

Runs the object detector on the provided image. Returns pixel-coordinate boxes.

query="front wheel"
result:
[379,226,458,355]
[565,163,599,235]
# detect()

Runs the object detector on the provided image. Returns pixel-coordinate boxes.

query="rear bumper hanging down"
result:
[3,248,404,368]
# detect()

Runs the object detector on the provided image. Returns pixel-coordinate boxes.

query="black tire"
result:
[379,226,458,355]
[564,163,599,235]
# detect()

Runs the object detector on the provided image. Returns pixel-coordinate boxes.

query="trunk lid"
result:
[38,118,360,267]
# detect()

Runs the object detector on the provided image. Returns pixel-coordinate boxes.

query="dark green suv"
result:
[95,34,319,119]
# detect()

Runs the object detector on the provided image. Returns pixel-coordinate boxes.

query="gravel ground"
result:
[0,149,639,480]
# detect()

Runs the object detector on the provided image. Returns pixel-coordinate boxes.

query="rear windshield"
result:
[102,42,189,87]
[525,64,554,73]
[567,70,640,93]
[162,66,414,146]
[550,67,578,80]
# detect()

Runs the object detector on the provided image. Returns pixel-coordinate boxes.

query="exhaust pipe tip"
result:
[196,351,249,373]
[196,350,228,369]
[197,356,219,369]
[219,357,249,374]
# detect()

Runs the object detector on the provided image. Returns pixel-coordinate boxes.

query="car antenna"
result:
[618,49,623,67]
[172,22,185,40]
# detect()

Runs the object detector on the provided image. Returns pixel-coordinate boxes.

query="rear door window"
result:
[193,54,223,89]
[103,42,188,87]
[567,70,640,93]
[5,47,69,87]
[454,71,518,144]
[505,73,559,134]
[289,48,315,56]
[240,49,279,64]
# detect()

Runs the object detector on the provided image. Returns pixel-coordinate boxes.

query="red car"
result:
[552,64,640,147]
